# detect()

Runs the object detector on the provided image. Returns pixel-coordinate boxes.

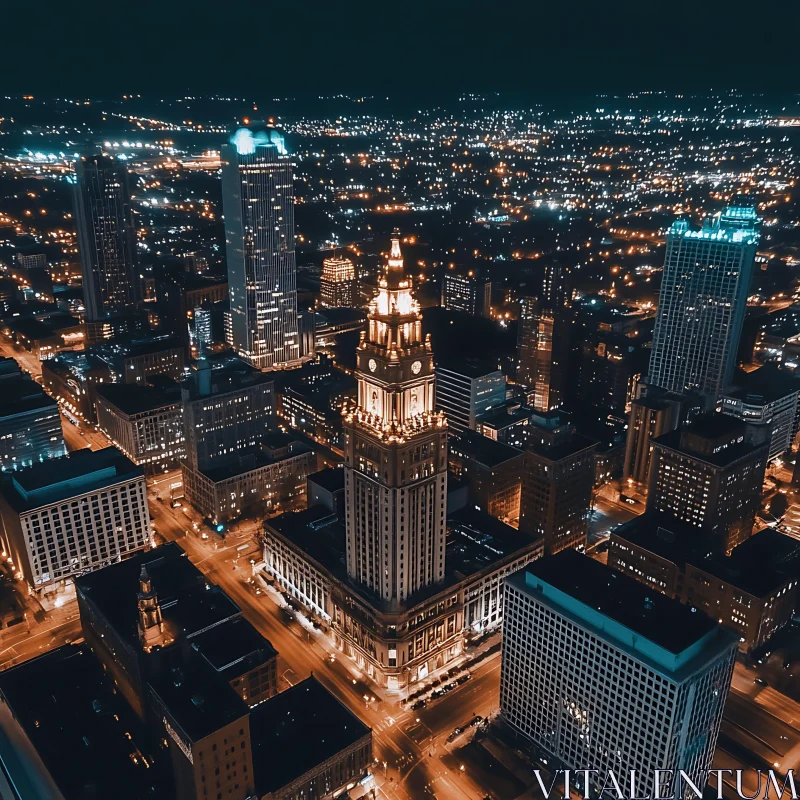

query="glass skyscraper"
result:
[648,204,761,404]
[221,123,303,370]
[73,153,142,322]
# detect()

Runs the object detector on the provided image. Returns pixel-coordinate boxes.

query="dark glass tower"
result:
[73,153,142,322]
[221,123,303,370]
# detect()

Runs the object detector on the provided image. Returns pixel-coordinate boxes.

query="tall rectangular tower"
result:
[517,264,571,412]
[73,152,142,321]
[221,124,303,370]
[502,551,737,800]
[648,204,760,404]
[343,236,448,607]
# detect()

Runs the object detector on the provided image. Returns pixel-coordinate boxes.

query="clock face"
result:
[368,359,377,373]
[411,360,422,375]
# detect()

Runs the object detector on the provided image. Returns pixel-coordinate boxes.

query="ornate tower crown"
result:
[345,233,445,440]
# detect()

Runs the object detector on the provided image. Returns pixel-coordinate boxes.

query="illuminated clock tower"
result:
[343,234,448,607]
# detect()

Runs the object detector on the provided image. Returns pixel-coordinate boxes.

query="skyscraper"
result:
[647,413,768,553]
[648,204,761,404]
[517,263,571,411]
[320,255,358,308]
[221,123,304,370]
[435,358,506,434]
[501,551,737,800]
[441,268,491,317]
[73,152,142,322]
[518,410,596,555]
[343,235,448,605]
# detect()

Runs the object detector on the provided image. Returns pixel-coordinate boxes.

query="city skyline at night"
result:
[2,4,800,798]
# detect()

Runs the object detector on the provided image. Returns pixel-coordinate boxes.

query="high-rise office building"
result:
[435,358,506,435]
[647,413,768,553]
[441,268,491,317]
[343,235,448,605]
[518,410,596,555]
[0,357,65,471]
[192,305,213,351]
[517,264,571,412]
[622,388,702,487]
[501,551,737,800]
[0,447,150,592]
[320,255,358,308]
[221,123,304,369]
[73,152,142,322]
[648,205,761,405]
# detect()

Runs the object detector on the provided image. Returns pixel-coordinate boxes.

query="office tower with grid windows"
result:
[648,205,761,405]
[441,268,491,317]
[221,123,304,370]
[435,358,506,435]
[343,236,448,606]
[320,255,358,308]
[73,152,142,322]
[647,413,768,553]
[501,551,737,800]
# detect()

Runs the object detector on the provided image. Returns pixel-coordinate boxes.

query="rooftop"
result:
[0,645,173,800]
[724,364,800,405]
[95,382,181,415]
[191,617,277,682]
[200,439,311,483]
[514,550,733,673]
[2,447,142,512]
[436,357,502,379]
[451,430,524,468]
[76,544,240,652]
[149,661,248,743]
[266,504,541,611]
[308,466,346,494]
[251,676,370,796]
[0,374,58,419]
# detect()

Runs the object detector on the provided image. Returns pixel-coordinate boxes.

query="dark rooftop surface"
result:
[76,543,239,651]
[191,617,277,680]
[726,364,800,404]
[200,439,311,483]
[0,644,173,800]
[525,549,718,655]
[149,662,248,743]
[266,504,541,610]
[613,513,800,597]
[0,374,58,418]
[452,430,524,468]
[251,676,370,796]
[477,400,531,429]
[185,352,274,399]
[96,382,181,415]
[308,466,346,493]
[2,446,141,512]
[91,333,183,360]
[653,421,764,468]
[435,357,501,379]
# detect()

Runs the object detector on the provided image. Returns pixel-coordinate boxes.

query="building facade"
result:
[501,551,737,800]
[343,236,448,605]
[221,124,303,369]
[647,414,768,553]
[519,410,596,555]
[73,152,142,322]
[648,205,761,405]
[435,359,506,435]
[441,268,491,317]
[0,447,150,592]
[320,255,358,308]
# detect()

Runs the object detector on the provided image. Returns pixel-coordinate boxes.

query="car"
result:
[456,674,472,685]
[754,677,767,686]
[784,660,792,670]
[444,682,457,692]
[411,700,427,711]
[447,727,464,742]
[467,715,484,728]
[431,689,445,699]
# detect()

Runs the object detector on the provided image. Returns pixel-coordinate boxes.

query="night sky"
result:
[8,0,799,96]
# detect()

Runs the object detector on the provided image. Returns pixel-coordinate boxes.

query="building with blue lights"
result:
[221,123,305,370]
[648,204,761,405]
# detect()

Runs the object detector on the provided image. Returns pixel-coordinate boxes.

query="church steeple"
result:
[137,564,172,651]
